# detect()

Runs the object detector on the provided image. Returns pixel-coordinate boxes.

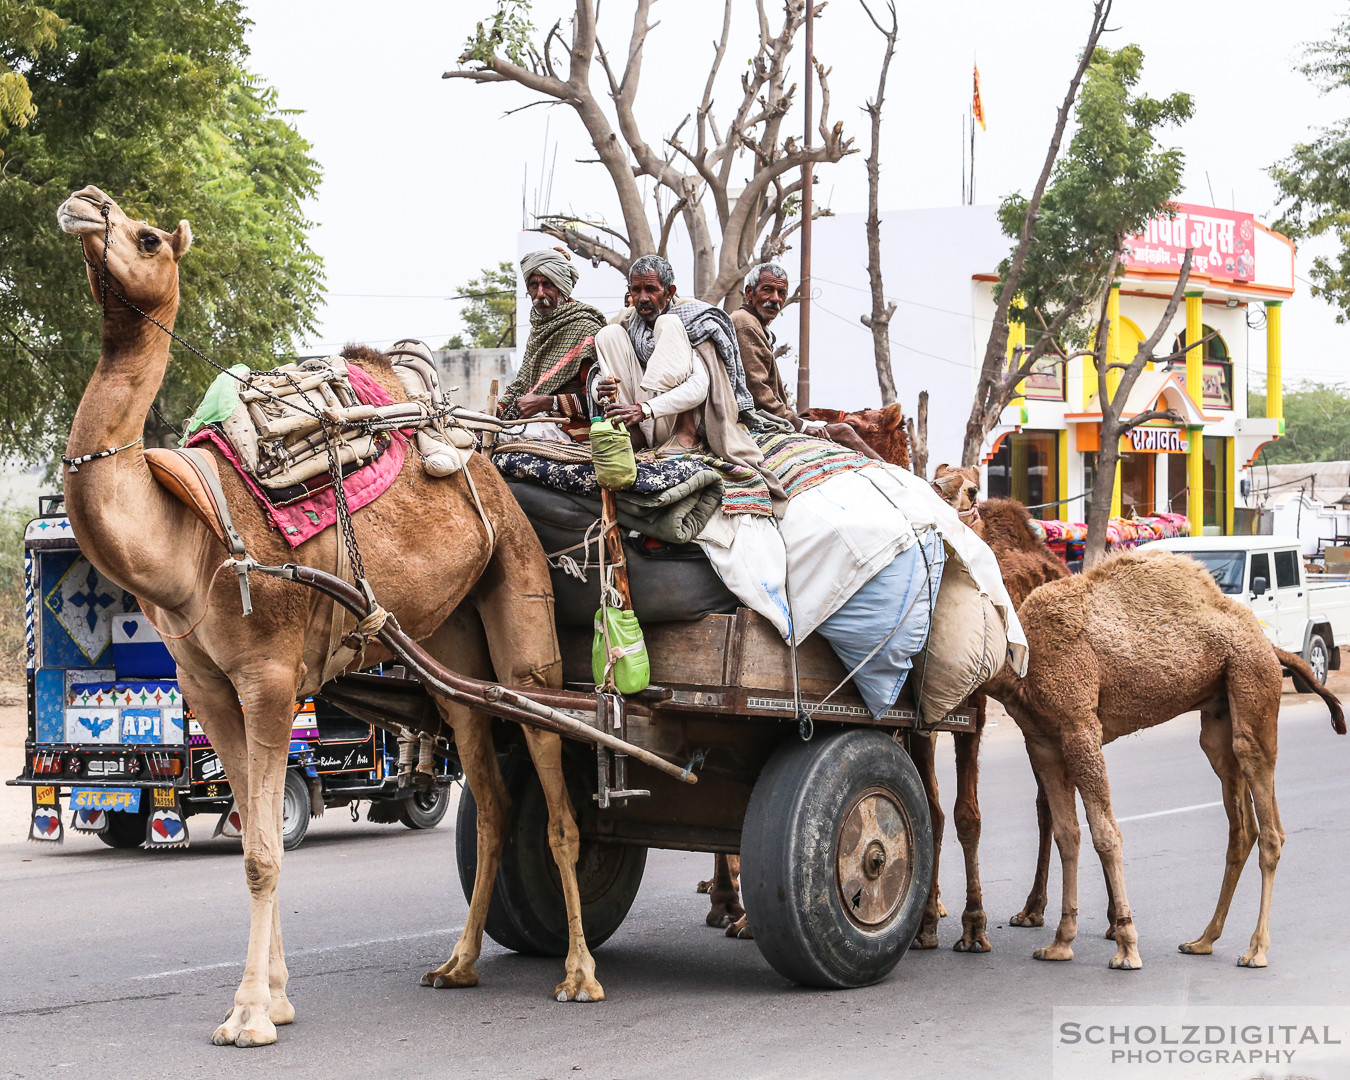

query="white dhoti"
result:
[594,314,709,451]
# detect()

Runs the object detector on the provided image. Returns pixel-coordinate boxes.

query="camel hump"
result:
[976,498,1045,552]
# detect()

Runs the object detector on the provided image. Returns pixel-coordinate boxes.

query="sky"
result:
[240,0,1350,391]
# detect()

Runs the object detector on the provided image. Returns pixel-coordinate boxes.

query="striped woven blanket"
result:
[757,432,879,497]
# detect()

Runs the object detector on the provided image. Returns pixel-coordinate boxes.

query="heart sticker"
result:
[150,812,184,840]
[34,813,59,835]
[124,621,139,637]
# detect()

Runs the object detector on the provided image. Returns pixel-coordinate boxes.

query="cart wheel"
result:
[98,808,149,849]
[741,728,933,989]
[1291,634,1330,693]
[399,785,451,830]
[281,768,311,851]
[456,753,647,957]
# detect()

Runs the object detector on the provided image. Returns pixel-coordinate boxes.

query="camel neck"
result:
[63,294,205,610]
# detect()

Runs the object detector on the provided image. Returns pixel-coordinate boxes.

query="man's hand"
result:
[604,400,645,428]
[515,393,554,418]
[594,374,620,402]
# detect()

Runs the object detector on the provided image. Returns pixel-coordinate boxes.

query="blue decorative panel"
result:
[38,551,136,668]
[112,613,175,679]
[34,667,65,743]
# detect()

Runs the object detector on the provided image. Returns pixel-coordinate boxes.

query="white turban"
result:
[520,247,579,298]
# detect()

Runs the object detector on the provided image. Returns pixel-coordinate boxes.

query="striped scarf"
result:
[500,300,606,419]
[626,298,756,418]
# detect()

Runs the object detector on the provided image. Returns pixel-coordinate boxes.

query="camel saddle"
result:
[145,446,246,556]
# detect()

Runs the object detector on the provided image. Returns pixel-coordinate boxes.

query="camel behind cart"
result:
[274,561,974,990]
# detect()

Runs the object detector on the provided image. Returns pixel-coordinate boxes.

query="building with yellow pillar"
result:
[788,200,1296,538]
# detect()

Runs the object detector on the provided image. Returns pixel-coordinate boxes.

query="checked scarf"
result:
[626,298,757,419]
[499,299,607,419]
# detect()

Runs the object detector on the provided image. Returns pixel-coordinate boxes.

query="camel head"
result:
[932,464,982,530]
[57,185,192,316]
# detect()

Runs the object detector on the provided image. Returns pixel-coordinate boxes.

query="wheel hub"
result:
[836,787,912,929]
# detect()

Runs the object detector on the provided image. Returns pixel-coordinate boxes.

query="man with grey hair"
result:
[732,261,881,459]
[594,256,782,500]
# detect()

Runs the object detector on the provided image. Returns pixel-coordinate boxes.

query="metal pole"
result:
[796,1,814,412]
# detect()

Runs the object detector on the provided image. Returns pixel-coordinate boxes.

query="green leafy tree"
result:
[1271,15,1350,322]
[1249,381,1350,464]
[964,44,1193,566]
[0,0,63,143]
[449,261,516,349]
[0,0,323,461]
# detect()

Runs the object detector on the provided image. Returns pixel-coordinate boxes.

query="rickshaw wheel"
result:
[456,752,647,957]
[98,808,150,849]
[741,727,932,989]
[399,785,451,830]
[281,768,311,851]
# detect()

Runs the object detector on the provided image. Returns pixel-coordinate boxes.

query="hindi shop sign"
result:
[1124,202,1256,283]
[1128,427,1188,454]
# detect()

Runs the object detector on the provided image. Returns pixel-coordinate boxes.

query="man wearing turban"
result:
[497,247,607,441]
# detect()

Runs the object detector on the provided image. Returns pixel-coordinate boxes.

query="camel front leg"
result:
[1059,730,1140,970]
[422,705,505,989]
[908,731,944,949]
[184,665,297,1047]
[1010,776,1052,928]
[520,727,603,1002]
[1179,712,1255,957]
[1024,736,1081,962]
[951,706,990,953]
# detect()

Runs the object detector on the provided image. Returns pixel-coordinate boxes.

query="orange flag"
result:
[972,63,986,131]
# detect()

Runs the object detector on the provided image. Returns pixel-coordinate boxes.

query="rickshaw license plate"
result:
[69,788,141,812]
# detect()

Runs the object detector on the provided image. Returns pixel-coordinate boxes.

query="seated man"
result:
[497,247,606,441]
[732,261,882,461]
[593,255,767,469]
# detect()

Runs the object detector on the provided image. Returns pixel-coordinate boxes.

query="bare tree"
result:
[858,0,898,406]
[906,389,929,479]
[959,0,1112,466]
[446,1,857,305]
[1078,248,1198,567]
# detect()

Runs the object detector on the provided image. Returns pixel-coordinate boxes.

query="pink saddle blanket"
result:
[187,364,407,549]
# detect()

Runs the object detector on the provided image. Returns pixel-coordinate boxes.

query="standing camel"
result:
[57,185,601,1048]
[984,549,1344,968]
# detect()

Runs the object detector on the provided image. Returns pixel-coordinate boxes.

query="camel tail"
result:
[1275,647,1346,734]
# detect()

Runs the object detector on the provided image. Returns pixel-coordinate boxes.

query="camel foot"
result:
[725,915,753,939]
[1009,910,1045,928]
[423,967,479,989]
[937,899,948,919]
[1178,938,1214,956]
[553,971,604,1003]
[910,930,939,950]
[1032,943,1074,962]
[269,993,295,1026]
[695,879,713,894]
[1108,953,1143,971]
[1236,949,1268,968]
[705,904,744,929]
[211,1003,277,1048]
[953,933,991,953]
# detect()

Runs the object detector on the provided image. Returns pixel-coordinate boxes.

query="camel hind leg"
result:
[1179,708,1258,958]
[1226,660,1284,967]
[1010,775,1052,928]
[421,701,505,990]
[704,854,744,928]
[470,533,600,1001]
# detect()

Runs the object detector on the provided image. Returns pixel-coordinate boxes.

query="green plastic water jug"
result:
[592,605,650,694]
[589,418,637,491]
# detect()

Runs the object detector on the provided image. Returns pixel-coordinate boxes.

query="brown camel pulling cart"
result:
[269,559,970,990]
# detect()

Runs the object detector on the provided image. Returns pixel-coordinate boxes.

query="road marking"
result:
[131,925,464,981]
[1118,800,1223,823]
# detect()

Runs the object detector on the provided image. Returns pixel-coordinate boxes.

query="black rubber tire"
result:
[1292,634,1330,693]
[98,808,149,849]
[741,728,933,989]
[399,785,451,830]
[456,753,647,957]
[281,768,311,851]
